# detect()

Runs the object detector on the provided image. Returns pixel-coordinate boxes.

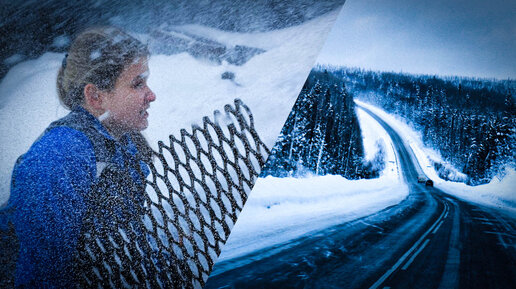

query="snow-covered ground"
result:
[214,105,409,264]
[215,97,515,267]
[355,99,516,215]
[0,9,341,205]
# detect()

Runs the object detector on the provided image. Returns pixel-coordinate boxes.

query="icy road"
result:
[205,105,516,288]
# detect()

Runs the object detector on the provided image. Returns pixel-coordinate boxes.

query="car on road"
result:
[417,175,433,187]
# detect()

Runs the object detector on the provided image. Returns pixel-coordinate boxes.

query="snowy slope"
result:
[0,9,341,205]
[355,99,516,215]
[214,106,409,264]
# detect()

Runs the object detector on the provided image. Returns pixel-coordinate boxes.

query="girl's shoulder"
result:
[12,127,97,186]
[23,126,95,164]
[8,126,97,217]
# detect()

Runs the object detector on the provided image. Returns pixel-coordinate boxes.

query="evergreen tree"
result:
[262,69,367,178]
[340,67,515,184]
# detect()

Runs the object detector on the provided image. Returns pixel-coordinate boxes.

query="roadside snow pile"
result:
[146,10,341,148]
[356,107,400,179]
[431,160,468,183]
[216,174,408,263]
[437,168,516,214]
[355,99,516,214]
[0,9,340,205]
[215,104,408,265]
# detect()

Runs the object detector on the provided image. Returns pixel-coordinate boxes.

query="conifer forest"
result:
[264,67,515,185]
[262,70,380,179]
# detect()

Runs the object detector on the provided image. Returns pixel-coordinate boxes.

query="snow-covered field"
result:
[0,9,341,205]
[214,105,409,264]
[355,99,516,215]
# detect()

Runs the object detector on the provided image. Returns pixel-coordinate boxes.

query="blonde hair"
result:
[57,27,149,110]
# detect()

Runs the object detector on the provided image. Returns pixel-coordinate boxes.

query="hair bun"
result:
[62,53,68,69]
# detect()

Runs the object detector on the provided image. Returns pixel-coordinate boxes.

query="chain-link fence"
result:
[75,98,270,288]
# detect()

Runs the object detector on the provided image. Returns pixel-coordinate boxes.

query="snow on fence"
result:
[76,99,270,288]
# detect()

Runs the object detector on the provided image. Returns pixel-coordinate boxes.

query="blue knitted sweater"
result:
[1,106,147,288]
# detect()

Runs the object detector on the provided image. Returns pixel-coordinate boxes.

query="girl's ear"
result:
[83,83,104,112]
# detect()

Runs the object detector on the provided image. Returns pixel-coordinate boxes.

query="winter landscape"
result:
[207,0,516,288]
[0,1,344,206]
[206,66,515,288]
[1,0,515,288]
[1,1,346,287]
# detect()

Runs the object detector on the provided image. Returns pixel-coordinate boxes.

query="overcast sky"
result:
[317,0,516,79]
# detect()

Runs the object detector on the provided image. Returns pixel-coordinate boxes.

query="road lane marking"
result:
[358,220,385,231]
[432,205,449,234]
[497,234,508,249]
[389,142,401,178]
[501,219,516,232]
[483,231,510,249]
[402,239,430,270]
[491,214,516,233]
[432,203,449,234]
[369,203,448,289]
[473,217,491,222]
[478,210,516,250]
[437,199,460,289]
[484,231,516,238]
[432,220,445,234]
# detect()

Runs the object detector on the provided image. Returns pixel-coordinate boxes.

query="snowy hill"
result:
[0,9,342,205]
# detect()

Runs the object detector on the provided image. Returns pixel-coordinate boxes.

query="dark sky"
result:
[317,0,516,79]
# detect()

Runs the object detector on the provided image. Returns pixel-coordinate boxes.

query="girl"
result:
[1,27,156,287]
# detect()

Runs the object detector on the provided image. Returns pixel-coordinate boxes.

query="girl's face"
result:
[101,57,156,135]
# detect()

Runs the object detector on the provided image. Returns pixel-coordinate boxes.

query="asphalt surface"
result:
[205,105,516,289]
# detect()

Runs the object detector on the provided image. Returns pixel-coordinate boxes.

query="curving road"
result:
[205,105,516,289]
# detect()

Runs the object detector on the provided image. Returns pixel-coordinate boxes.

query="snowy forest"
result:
[262,67,514,185]
[332,67,516,185]
[262,70,384,179]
